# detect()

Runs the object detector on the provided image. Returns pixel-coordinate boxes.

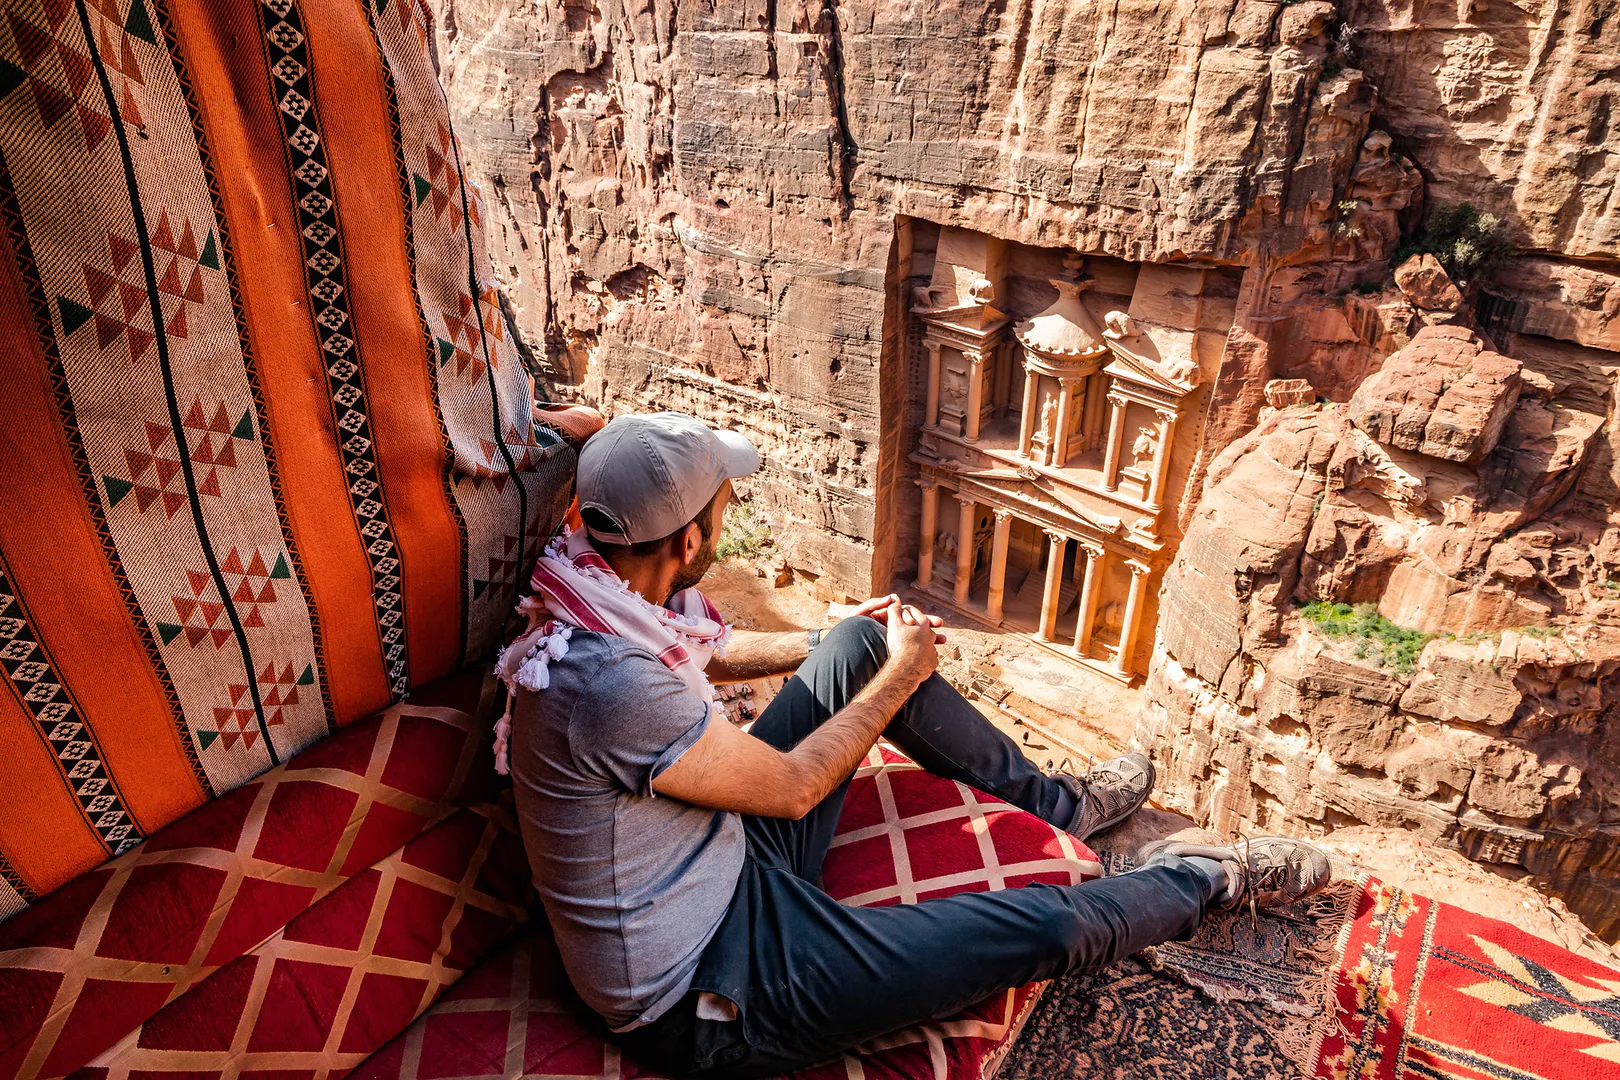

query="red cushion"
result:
[79,806,530,1077]
[0,695,486,1080]
[350,747,1102,1080]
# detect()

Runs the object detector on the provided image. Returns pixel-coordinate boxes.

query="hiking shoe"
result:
[1050,752,1155,841]
[1138,836,1333,912]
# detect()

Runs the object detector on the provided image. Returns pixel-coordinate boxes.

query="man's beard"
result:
[668,538,716,597]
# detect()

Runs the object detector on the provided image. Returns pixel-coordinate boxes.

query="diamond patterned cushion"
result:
[0,692,489,1080]
[351,747,1103,1080]
[80,804,530,1079]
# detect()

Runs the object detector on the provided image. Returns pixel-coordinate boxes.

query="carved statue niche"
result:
[1131,427,1159,469]
[1103,311,1135,340]
[1039,396,1058,444]
[1095,599,1123,635]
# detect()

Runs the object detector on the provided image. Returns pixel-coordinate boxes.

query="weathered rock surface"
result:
[428,0,1620,592]
[1347,325,1522,463]
[1394,253,1463,313]
[1138,369,1620,939]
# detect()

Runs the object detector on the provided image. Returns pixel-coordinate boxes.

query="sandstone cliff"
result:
[1136,328,1620,940]
[428,0,1598,589]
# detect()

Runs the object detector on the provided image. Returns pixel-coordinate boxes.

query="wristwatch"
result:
[807,628,822,654]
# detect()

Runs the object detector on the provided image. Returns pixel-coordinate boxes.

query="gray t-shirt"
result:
[508,631,745,1030]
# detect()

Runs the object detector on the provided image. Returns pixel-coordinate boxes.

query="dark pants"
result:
[619,617,1212,1078]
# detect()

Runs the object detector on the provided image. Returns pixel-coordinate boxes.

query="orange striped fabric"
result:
[0,0,575,917]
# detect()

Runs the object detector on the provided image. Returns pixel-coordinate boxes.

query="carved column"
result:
[1017,368,1039,458]
[1072,375,1091,455]
[1037,530,1068,642]
[1147,408,1177,509]
[924,340,942,428]
[1050,377,1078,467]
[964,349,986,442]
[1115,558,1152,676]
[1073,540,1105,658]
[953,492,977,605]
[1084,373,1107,450]
[985,508,1014,623]
[1102,391,1128,491]
[993,342,1014,413]
[916,480,938,589]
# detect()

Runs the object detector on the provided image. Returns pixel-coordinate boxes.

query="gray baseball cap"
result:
[576,412,760,544]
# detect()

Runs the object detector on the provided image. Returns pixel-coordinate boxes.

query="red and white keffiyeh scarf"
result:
[491,528,731,774]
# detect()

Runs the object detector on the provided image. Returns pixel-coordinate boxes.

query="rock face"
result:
[425,0,1618,594]
[1347,325,1521,464]
[1136,365,1620,939]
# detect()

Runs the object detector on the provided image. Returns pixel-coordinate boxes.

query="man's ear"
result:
[679,520,704,564]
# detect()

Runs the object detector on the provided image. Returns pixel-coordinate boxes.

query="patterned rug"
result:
[1001,873,1620,1080]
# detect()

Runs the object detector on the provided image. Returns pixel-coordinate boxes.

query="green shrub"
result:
[1393,202,1510,287]
[1298,600,1434,673]
[716,498,773,561]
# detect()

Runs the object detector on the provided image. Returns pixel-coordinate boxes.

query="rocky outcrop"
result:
[426,0,1416,590]
[1394,254,1463,314]
[1347,325,1521,464]
[429,0,1620,592]
[1137,349,1620,939]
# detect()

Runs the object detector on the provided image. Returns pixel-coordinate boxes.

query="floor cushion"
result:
[0,686,492,1080]
[351,747,1103,1080]
[79,805,532,1078]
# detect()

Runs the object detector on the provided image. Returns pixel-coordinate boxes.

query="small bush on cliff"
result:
[1394,202,1510,288]
[1298,600,1434,673]
[717,498,773,561]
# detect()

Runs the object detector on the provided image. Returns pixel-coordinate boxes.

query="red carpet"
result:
[1312,879,1620,1080]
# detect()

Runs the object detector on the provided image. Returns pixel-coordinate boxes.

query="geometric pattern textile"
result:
[0,0,574,914]
[81,804,532,1080]
[0,694,487,1080]
[350,748,1105,1080]
[1001,957,1300,1080]
[1309,879,1620,1080]
[1001,875,1620,1080]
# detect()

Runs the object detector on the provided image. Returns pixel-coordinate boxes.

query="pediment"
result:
[1102,342,1199,396]
[948,465,1124,536]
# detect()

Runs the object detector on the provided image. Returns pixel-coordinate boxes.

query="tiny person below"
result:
[496,411,1333,1078]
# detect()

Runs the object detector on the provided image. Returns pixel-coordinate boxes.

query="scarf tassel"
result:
[492,625,573,775]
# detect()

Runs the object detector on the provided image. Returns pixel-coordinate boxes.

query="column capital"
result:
[1154,407,1179,424]
[1057,375,1082,390]
[1077,538,1105,558]
[1107,390,1130,409]
[953,490,978,508]
[924,338,943,355]
[963,349,987,366]
[991,507,1014,524]
[916,476,938,493]
[1044,529,1070,547]
[1124,558,1152,577]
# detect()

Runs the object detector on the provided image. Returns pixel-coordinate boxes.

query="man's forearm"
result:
[706,629,809,682]
[780,664,922,817]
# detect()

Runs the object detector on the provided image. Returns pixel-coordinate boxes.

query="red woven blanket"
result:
[1311,878,1620,1079]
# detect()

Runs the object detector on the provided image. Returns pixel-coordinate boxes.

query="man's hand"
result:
[884,600,938,689]
[657,602,937,819]
[847,594,947,644]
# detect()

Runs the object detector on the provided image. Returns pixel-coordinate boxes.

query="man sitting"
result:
[500,411,1332,1078]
